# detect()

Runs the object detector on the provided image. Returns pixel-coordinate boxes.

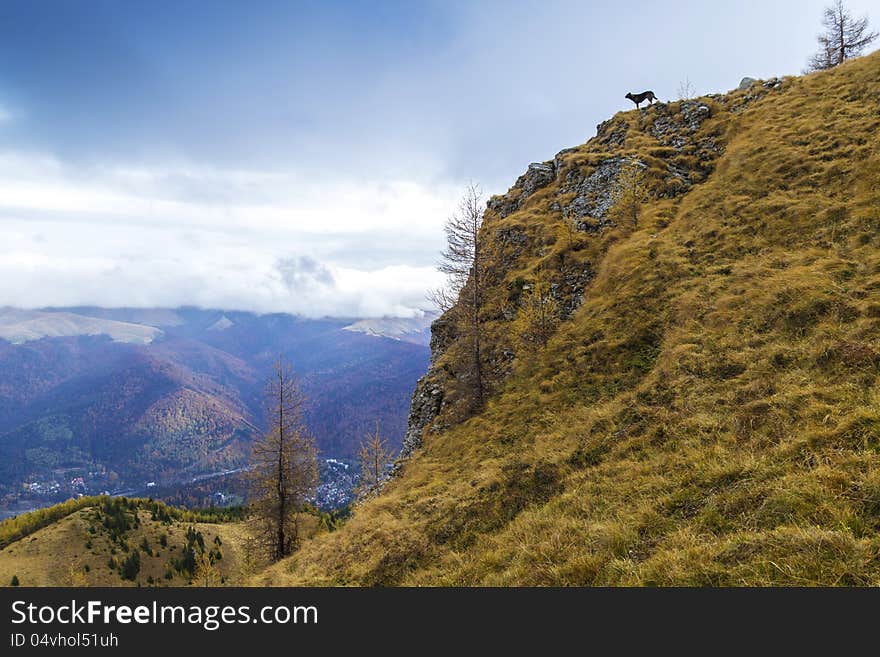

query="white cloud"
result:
[0,151,454,317]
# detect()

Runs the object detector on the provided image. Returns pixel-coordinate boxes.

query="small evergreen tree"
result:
[10,575,19,586]
[120,549,141,581]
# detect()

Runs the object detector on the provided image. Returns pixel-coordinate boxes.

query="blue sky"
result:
[0,0,876,316]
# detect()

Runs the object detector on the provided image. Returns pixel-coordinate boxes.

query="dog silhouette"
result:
[625,91,657,109]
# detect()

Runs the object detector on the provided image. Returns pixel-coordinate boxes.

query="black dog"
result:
[625,91,657,109]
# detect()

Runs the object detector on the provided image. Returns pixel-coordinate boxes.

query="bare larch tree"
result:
[356,421,393,498]
[808,0,877,71]
[430,183,488,409]
[249,358,318,562]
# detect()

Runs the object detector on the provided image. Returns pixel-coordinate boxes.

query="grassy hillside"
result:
[254,51,880,586]
[0,498,260,586]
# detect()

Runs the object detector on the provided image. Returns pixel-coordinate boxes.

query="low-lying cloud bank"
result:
[0,152,451,318]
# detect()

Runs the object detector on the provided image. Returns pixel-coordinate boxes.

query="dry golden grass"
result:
[255,52,880,586]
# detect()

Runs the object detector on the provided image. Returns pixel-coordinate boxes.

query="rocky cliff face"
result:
[397,372,444,461]
[397,80,790,465]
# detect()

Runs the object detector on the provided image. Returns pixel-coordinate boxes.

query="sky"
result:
[0,0,876,318]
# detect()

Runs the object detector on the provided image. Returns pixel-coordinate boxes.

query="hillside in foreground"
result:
[254,51,880,585]
[0,498,258,586]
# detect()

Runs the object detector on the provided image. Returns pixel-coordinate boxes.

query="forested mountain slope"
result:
[0,308,429,507]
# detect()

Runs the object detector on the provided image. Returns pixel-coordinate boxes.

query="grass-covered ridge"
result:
[252,51,880,586]
[0,497,252,586]
[0,496,351,586]
[0,496,244,551]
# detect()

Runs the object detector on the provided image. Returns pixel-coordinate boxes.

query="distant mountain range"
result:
[342,314,434,346]
[0,308,163,344]
[0,307,432,511]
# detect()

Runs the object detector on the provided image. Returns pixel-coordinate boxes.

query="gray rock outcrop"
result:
[397,373,443,461]
[488,161,557,218]
[559,156,629,223]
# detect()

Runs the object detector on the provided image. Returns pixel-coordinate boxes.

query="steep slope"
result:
[257,52,880,586]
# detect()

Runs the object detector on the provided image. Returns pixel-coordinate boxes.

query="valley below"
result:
[0,306,432,517]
